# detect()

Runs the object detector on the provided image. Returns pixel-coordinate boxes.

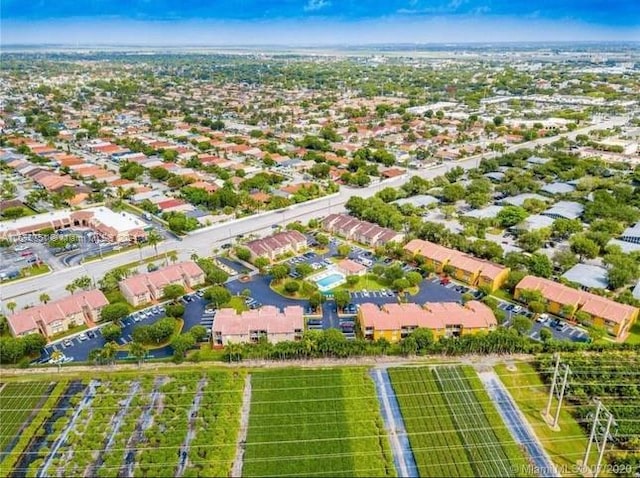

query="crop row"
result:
[388,367,476,477]
[435,367,527,477]
[0,381,68,476]
[0,381,53,453]
[244,368,394,478]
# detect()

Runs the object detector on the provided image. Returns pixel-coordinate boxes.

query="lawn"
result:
[625,320,640,344]
[0,381,53,453]
[243,368,395,478]
[494,362,597,475]
[4,263,51,283]
[333,273,387,292]
[389,366,530,477]
[224,296,249,312]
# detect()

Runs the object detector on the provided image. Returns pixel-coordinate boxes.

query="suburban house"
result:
[7,290,109,338]
[515,275,638,340]
[336,258,368,276]
[245,230,307,261]
[357,301,497,343]
[212,305,304,346]
[322,214,404,247]
[404,239,509,291]
[119,261,206,306]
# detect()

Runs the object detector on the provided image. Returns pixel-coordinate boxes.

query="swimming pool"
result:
[312,269,346,292]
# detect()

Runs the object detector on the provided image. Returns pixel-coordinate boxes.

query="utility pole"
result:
[544,353,571,428]
[583,399,616,477]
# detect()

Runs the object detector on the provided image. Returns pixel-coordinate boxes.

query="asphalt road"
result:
[1,116,629,311]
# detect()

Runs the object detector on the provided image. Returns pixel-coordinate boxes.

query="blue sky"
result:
[2,0,638,44]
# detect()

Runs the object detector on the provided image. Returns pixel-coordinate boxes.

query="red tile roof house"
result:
[246,230,307,262]
[336,258,367,276]
[119,261,206,307]
[322,214,404,247]
[7,290,108,339]
[212,305,304,346]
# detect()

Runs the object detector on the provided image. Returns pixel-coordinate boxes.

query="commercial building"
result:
[322,214,404,247]
[515,275,638,340]
[245,230,307,262]
[7,290,108,338]
[404,239,509,291]
[119,261,205,306]
[357,301,497,343]
[0,206,148,243]
[212,305,304,346]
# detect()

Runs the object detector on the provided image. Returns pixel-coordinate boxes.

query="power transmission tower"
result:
[544,353,571,428]
[583,399,617,477]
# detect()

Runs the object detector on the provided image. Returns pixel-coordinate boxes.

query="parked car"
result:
[78,333,88,341]
[63,339,72,347]
[87,331,96,339]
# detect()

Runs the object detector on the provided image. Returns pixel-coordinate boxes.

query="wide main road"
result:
[0,116,629,310]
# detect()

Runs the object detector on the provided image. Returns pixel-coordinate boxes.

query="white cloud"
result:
[304,0,331,12]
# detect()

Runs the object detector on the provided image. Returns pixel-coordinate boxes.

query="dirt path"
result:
[6,354,535,377]
[231,374,252,478]
[175,378,207,477]
[38,380,100,478]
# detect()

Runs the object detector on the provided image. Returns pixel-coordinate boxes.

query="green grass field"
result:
[389,366,530,477]
[495,362,602,476]
[243,368,395,478]
[0,381,52,452]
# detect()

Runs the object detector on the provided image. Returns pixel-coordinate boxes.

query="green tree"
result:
[129,341,147,367]
[38,293,50,304]
[189,325,208,342]
[308,292,325,310]
[204,286,231,307]
[346,275,360,287]
[146,229,162,256]
[337,244,351,257]
[171,333,197,361]
[570,235,600,260]
[162,284,186,301]
[539,328,552,342]
[334,290,350,310]
[295,263,313,278]
[254,257,270,273]
[405,271,423,287]
[102,323,123,342]
[528,253,553,278]
[235,247,252,262]
[271,264,289,282]
[315,233,329,246]
[392,278,411,292]
[284,280,300,294]
[512,315,533,336]
[100,303,129,322]
[497,206,528,228]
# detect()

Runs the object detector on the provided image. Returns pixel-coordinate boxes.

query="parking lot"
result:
[38,294,208,363]
[498,302,590,343]
[0,243,42,281]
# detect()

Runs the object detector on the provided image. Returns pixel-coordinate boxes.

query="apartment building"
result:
[119,261,206,306]
[212,305,304,346]
[7,290,108,338]
[322,214,404,247]
[515,275,638,340]
[245,230,307,262]
[357,301,497,343]
[404,239,509,291]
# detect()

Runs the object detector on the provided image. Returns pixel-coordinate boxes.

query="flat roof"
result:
[501,193,549,207]
[392,195,439,207]
[0,209,70,236]
[562,264,609,290]
[542,201,584,220]
[464,205,504,219]
[541,182,576,195]
[89,206,146,233]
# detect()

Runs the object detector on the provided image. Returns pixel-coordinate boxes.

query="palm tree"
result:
[168,250,178,264]
[39,293,50,304]
[50,350,64,371]
[190,252,199,262]
[6,300,17,313]
[146,229,162,256]
[65,283,77,295]
[101,342,118,366]
[129,341,147,367]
